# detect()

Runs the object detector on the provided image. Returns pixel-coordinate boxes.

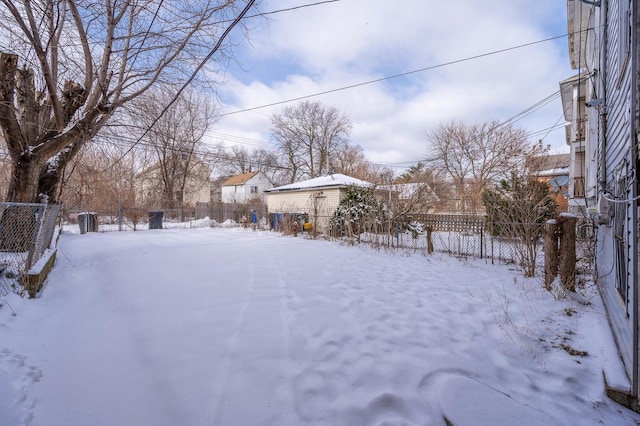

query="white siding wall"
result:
[183,162,211,206]
[245,173,272,202]
[221,185,241,203]
[594,0,636,385]
[267,188,343,231]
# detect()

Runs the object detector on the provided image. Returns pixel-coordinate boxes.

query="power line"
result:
[224,0,341,22]
[533,114,567,143]
[103,0,258,172]
[217,33,570,117]
[205,131,273,149]
[496,91,562,128]
[85,83,573,175]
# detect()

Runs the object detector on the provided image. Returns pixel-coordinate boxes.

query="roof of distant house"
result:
[265,174,372,193]
[529,153,570,172]
[536,166,570,177]
[222,171,259,186]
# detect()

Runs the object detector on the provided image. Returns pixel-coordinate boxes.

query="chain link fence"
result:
[62,208,205,232]
[356,217,521,265]
[0,202,61,297]
[290,213,596,277]
[55,204,595,280]
[61,203,270,232]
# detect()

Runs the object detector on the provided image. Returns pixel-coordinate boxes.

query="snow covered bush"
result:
[405,220,424,239]
[331,185,387,242]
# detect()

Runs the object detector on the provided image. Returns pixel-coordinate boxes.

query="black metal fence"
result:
[62,202,269,232]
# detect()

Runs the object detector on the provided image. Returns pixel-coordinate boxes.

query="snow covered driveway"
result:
[1,228,639,425]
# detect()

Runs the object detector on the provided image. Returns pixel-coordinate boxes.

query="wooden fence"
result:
[410,214,486,234]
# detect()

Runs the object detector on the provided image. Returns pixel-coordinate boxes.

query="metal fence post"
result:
[118,200,123,232]
[25,198,47,272]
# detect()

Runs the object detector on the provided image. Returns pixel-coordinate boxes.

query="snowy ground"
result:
[1,227,639,426]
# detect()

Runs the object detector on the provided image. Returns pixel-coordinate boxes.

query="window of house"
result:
[250,186,258,194]
[573,151,586,198]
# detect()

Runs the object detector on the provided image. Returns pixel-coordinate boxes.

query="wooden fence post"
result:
[559,214,577,292]
[425,225,434,254]
[544,219,559,291]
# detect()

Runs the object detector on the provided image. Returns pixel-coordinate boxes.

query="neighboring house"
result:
[530,153,571,211]
[135,159,211,208]
[559,73,596,214]
[265,174,372,231]
[210,184,222,203]
[564,0,640,407]
[221,171,271,204]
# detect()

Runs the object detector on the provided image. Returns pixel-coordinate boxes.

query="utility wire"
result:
[218,33,570,117]
[221,0,341,22]
[104,0,257,171]
[209,88,566,152]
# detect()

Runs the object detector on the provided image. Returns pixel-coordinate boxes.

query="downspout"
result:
[632,0,640,398]
[599,0,609,193]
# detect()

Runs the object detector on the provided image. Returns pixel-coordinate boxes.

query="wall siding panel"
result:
[596,0,636,381]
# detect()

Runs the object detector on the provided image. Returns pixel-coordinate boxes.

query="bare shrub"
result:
[483,172,558,277]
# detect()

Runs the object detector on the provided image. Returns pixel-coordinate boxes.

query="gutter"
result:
[632,0,640,398]
[599,0,609,193]
[264,184,349,194]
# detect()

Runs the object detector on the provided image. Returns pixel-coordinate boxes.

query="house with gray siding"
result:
[564,0,640,408]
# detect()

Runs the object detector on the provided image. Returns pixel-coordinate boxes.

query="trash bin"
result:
[148,210,164,230]
[78,212,98,234]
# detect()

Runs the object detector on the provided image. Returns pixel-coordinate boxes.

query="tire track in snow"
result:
[206,253,256,425]
[270,254,297,425]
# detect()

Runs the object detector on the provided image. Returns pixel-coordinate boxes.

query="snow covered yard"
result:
[1,227,639,426]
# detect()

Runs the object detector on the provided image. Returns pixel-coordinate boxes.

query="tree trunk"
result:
[5,141,81,204]
[6,157,43,203]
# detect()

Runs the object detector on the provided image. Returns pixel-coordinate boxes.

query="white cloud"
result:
[210,0,574,172]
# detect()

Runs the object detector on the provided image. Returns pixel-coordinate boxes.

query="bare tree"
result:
[57,136,149,213]
[271,100,352,183]
[0,0,256,203]
[397,161,453,209]
[129,87,213,209]
[213,144,283,185]
[332,143,393,184]
[0,134,9,199]
[426,120,530,213]
[482,171,558,277]
[220,145,253,175]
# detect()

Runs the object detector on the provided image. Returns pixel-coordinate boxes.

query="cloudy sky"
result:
[206,0,574,173]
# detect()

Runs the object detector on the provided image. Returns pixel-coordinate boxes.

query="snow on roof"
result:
[265,173,372,193]
[528,154,570,173]
[535,166,570,177]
